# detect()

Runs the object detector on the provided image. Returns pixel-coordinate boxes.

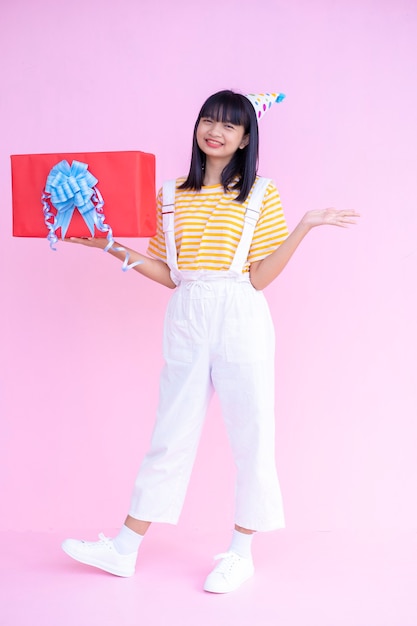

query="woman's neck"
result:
[203,160,225,186]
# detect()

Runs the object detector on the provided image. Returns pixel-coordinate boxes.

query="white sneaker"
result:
[203,551,254,593]
[62,533,137,577]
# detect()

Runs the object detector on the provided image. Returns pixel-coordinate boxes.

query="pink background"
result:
[1,0,416,536]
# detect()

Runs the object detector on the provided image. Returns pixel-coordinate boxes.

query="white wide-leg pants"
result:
[129,274,285,531]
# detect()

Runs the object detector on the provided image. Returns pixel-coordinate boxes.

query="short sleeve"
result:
[147,187,167,261]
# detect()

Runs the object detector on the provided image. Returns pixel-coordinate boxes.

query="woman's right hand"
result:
[64,237,109,249]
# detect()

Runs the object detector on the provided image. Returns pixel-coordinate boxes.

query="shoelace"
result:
[212,551,244,575]
[82,533,113,549]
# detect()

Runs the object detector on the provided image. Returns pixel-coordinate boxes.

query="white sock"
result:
[229,529,255,559]
[113,524,145,555]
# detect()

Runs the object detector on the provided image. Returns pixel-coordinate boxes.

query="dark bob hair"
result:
[179,90,259,203]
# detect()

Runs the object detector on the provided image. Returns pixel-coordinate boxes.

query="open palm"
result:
[303,208,360,228]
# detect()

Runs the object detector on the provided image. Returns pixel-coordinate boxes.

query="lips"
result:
[205,139,223,148]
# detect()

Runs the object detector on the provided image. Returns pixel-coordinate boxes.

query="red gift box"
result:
[11,151,156,238]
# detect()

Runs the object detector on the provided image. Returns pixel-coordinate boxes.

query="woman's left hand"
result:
[301,208,360,229]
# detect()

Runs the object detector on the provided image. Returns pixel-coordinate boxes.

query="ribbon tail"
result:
[107,243,144,272]
[90,188,118,254]
[81,209,96,237]
[42,193,58,251]
[55,208,75,240]
[92,190,144,272]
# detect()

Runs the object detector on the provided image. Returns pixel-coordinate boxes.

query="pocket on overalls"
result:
[224,289,274,363]
[163,318,194,363]
[163,294,194,363]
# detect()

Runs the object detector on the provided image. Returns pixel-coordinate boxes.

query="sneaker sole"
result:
[203,568,254,593]
[61,542,135,578]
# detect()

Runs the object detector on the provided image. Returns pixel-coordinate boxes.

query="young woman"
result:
[62,90,359,593]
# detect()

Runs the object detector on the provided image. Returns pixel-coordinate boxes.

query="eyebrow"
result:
[202,115,235,124]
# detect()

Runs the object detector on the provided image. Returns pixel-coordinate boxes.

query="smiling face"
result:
[184,91,259,200]
[196,117,249,165]
[193,91,254,170]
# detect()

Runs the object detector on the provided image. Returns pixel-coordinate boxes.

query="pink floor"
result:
[2,527,416,626]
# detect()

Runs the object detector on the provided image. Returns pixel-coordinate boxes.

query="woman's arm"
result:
[249,208,360,290]
[67,237,176,289]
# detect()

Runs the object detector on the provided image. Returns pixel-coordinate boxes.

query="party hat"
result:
[245,92,285,120]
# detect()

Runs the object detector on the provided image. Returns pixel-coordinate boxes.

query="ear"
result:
[239,134,250,149]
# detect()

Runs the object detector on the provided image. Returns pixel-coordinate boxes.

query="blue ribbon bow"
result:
[44,160,98,239]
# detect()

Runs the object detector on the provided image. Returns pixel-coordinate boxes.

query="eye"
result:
[224,123,235,129]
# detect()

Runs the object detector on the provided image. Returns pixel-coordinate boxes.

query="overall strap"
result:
[229,177,271,274]
[162,180,180,281]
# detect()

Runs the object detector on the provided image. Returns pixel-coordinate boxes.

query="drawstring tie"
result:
[184,280,212,295]
[183,280,212,319]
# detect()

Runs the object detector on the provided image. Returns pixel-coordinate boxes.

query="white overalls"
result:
[129,178,285,531]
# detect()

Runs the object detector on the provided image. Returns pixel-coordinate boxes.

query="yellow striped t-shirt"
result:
[147,177,288,273]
